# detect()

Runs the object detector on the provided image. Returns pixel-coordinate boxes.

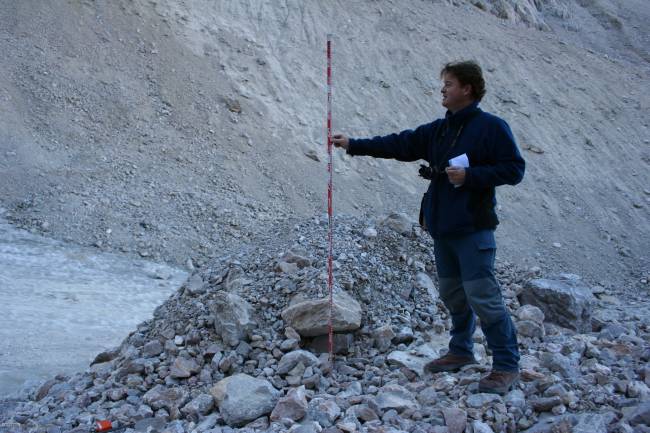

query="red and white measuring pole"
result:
[326,34,334,362]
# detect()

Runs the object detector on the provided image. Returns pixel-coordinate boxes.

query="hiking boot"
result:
[478,370,520,395]
[424,353,477,373]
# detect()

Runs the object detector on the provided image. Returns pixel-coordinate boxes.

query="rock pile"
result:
[1,214,649,433]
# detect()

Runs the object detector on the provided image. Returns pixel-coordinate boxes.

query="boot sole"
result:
[478,380,519,395]
[424,359,477,373]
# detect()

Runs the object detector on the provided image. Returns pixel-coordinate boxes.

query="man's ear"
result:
[462,84,473,97]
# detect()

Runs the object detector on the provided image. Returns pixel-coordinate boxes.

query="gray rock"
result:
[338,381,362,399]
[372,325,395,352]
[624,401,650,426]
[378,212,414,236]
[414,272,438,302]
[516,305,545,324]
[210,373,280,427]
[519,278,595,333]
[517,320,545,339]
[281,250,312,268]
[472,421,495,433]
[540,352,578,379]
[170,356,201,378]
[505,389,526,409]
[442,406,466,433]
[307,398,341,428]
[142,340,164,358]
[270,385,308,421]
[531,396,563,412]
[466,393,503,409]
[374,384,418,412]
[185,274,207,296]
[209,292,256,347]
[281,291,361,337]
[277,350,320,375]
[142,385,190,412]
[181,393,214,419]
[386,351,427,376]
[572,412,616,433]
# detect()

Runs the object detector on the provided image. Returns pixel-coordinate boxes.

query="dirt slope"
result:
[0,0,648,289]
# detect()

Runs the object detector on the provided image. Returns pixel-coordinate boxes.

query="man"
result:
[332,60,525,394]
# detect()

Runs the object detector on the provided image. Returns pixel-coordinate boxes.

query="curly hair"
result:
[440,60,486,102]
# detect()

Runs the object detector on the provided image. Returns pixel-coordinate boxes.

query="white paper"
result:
[448,153,470,188]
[449,153,470,168]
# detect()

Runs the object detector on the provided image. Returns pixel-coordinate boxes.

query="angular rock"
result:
[209,292,256,347]
[519,278,595,333]
[210,373,280,427]
[472,421,495,433]
[624,401,650,426]
[281,291,361,337]
[142,385,190,412]
[281,250,312,268]
[414,272,438,301]
[466,393,503,409]
[372,325,395,352]
[516,305,545,324]
[517,320,545,339]
[170,356,201,378]
[386,351,427,376]
[442,406,467,433]
[277,350,320,376]
[374,384,418,412]
[185,274,207,296]
[307,398,342,428]
[378,212,414,236]
[270,385,308,421]
[181,393,214,419]
[142,340,164,358]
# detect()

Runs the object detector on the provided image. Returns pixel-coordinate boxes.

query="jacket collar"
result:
[445,101,480,125]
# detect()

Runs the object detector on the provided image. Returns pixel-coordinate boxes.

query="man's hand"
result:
[331,133,349,150]
[445,166,466,186]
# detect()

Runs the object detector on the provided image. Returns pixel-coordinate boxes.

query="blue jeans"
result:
[434,230,519,372]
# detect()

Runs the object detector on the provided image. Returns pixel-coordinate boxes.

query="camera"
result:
[418,164,441,180]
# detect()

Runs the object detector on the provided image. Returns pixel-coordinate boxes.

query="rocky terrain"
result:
[1,215,649,432]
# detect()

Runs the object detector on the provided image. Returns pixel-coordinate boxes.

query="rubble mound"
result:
[1,215,649,433]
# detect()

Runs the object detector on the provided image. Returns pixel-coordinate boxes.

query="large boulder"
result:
[281,290,361,337]
[210,374,280,427]
[519,276,595,333]
[209,292,256,346]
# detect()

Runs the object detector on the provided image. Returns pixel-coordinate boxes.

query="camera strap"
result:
[430,110,480,175]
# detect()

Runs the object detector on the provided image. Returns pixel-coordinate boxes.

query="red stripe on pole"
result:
[326,35,334,362]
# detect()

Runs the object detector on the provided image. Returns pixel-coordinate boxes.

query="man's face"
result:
[441,73,473,113]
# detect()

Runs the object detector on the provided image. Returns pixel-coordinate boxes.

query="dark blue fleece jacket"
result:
[347,102,525,239]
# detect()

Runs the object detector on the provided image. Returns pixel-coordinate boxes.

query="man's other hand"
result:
[332,134,349,150]
[445,166,466,186]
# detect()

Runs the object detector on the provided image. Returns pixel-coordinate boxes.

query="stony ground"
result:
[1,215,649,433]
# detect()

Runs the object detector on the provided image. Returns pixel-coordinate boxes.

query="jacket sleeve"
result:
[346,122,433,162]
[464,118,525,188]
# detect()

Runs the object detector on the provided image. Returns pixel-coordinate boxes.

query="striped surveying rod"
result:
[326,34,334,362]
